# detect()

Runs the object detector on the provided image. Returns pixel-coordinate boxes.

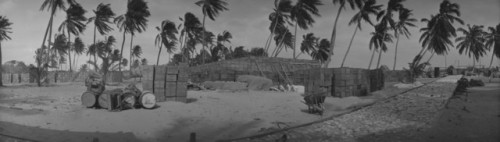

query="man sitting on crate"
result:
[85,71,105,93]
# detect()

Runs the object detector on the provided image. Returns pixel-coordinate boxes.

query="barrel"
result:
[139,91,156,109]
[81,91,97,107]
[121,93,136,109]
[98,89,123,109]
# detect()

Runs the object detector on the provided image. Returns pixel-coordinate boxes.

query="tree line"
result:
[0,0,499,86]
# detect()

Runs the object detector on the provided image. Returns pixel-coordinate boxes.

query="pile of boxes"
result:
[142,64,189,102]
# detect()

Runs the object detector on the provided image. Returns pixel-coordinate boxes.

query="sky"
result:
[0,0,499,70]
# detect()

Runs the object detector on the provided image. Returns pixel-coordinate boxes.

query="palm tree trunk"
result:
[265,16,280,53]
[93,24,97,70]
[156,43,163,66]
[74,52,78,70]
[392,36,400,70]
[129,34,134,71]
[295,52,303,59]
[44,15,55,68]
[340,25,359,68]
[47,17,54,74]
[376,49,383,69]
[325,6,344,68]
[0,42,3,86]
[293,22,298,59]
[274,35,287,57]
[489,53,495,69]
[368,49,376,69]
[67,30,73,72]
[264,34,272,53]
[202,15,207,64]
[119,31,126,72]
[41,14,53,56]
[272,31,287,57]
[426,51,435,63]
[472,57,476,73]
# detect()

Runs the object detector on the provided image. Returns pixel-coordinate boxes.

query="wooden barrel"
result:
[139,91,156,109]
[81,91,97,107]
[121,93,136,109]
[98,89,123,109]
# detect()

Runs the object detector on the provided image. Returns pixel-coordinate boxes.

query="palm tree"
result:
[40,0,66,73]
[155,20,178,66]
[271,27,294,57]
[372,0,405,69]
[340,0,381,68]
[485,24,500,69]
[0,16,12,86]
[195,0,229,64]
[265,0,293,54]
[73,37,85,68]
[325,0,364,68]
[52,34,70,71]
[298,33,318,58]
[59,0,86,72]
[131,45,142,62]
[456,24,488,71]
[178,12,203,62]
[368,23,393,69]
[88,3,115,66]
[418,0,463,65]
[391,8,416,70]
[141,58,148,65]
[290,0,322,59]
[311,39,331,65]
[115,0,150,72]
[212,31,232,61]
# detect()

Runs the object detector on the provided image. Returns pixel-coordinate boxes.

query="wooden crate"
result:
[153,81,165,90]
[154,90,166,102]
[166,74,178,82]
[142,66,154,80]
[165,82,177,97]
[176,82,187,97]
[166,66,179,74]
[178,73,189,82]
[142,80,153,92]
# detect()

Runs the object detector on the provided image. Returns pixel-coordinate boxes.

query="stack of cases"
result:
[176,65,189,102]
[141,66,154,93]
[165,66,178,102]
[154,66,167,102]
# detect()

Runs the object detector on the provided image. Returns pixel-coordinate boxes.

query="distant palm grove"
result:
[0,0,499,86]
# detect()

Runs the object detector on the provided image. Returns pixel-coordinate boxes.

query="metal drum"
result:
[121,93,136,109]
[139,91,156,109]
[98,89,123,109]
[81,91,97,108]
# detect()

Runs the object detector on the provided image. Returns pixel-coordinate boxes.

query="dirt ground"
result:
[354,77,500,142]
[0,80,420,142]
[416,82,500,142]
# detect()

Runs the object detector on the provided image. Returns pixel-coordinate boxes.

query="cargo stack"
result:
[142,66,155,92]
[142,64,188,103]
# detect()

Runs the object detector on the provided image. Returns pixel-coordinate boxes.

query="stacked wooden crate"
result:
[332,68,371,97]
[303,68,374,98]
[141,64,189,103]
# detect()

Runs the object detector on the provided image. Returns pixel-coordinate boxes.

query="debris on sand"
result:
[201,81,248,91]
[393,81,423,89]
[236,75,273,91]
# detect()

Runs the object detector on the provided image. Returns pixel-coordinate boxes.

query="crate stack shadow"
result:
[142,64,188,103]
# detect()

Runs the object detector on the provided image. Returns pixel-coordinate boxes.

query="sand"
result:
[0,78,425,141]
